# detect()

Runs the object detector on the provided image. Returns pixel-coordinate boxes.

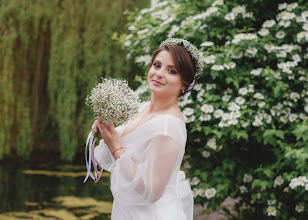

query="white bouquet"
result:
[85,77,140,126]
[84,77,140,183]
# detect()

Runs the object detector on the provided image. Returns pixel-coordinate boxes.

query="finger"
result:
[92,120,99,132]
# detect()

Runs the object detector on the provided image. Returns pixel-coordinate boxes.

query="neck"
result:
[148,93,178,114]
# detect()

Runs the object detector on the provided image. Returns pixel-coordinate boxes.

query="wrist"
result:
[112,147,125,160]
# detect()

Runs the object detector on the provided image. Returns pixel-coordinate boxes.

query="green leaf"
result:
[292,124,308,142]
[263,168,274,179]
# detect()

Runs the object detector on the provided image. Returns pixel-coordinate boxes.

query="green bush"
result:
[119,0,308,218]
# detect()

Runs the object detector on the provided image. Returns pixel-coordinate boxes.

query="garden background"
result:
[0,0,307,219]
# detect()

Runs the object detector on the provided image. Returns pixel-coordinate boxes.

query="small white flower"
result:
[258,101,266,108]
[207,138,217,150]
[203,55,216,64]
[201,104,214,113]
[205,188,216,199]
[245,47,258,58]
[206,83,216,91]
[297,176,308,186]
[214,109,224,118]
[199,114,211,121]
[276,51,287,58]
[299,113,308,120]
[222,113,231,121]
[230,111,241,119]
[273,175,284,188]
[262,19,276,28]
[252,119,263,127]
[258,28,270,36]
[187,115,195,123]
[239,87,248,95]
[289,114,298,122]
[248,84,255,93]
[243,174,253,183]
[278,20,291,28]
[290,92,300,102]
[240,120,249,128]
[278,3,287,10]
[239,185,248,193]
[267,206,277,216]
[253,92,264,100]
[235,97,245,105]
[264,113,272,124]
[231,51,243,59]
[280,116,288,124]
[286,2,298,11]
[228,102,241,111]
[201,150,210,158]
[228,118,238,125]
[192,188,200,198]
[194,83,202,91]
[297,31,308,43]
[222,94,231,102]
[295,204,304,213]
[224,62,236,69]
[225,12,236,21]
[135,54,152,66]
[276,30,286,39]
[305,183,308,191]
[212,0,224,6]
[183,107,194,116]
[201,41,214,47]
[211,64,224,71]
[276,11,296,21]
[191,176,200,186]
[184,161,191,169]
[296,16,307,23]
[267,199,277,205]
[250,68,263,76]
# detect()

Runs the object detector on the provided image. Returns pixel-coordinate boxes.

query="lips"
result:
[152,80,164,85]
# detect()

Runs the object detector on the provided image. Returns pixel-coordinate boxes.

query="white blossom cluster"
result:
[231,33,258,45]
[85,78,140,125]
[192,6,219,21]
[243,173,253,183]
[273,175,284,188]
[295,203,304,213]
[192,187,217,200]
[289,176,308,190]
[224,5,253,21]
[266,206,277,216]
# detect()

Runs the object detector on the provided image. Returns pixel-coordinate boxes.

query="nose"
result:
[155,67,165,78]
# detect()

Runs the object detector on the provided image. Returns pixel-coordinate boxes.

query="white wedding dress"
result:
[94,102,193,220]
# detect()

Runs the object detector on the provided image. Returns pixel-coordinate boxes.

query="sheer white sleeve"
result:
[110,134,181,205]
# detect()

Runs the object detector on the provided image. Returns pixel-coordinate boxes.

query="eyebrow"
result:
[154,59,177,69]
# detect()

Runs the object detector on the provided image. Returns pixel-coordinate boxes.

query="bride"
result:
[92,38,203,220]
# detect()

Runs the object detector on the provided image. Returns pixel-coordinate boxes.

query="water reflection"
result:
[0,159,113,219]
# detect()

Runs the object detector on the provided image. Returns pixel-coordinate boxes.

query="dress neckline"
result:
[120,114,186,139]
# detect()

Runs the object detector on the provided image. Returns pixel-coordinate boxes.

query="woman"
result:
[92,38,203,220]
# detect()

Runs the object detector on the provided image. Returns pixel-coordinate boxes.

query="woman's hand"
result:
[92,117,122,154]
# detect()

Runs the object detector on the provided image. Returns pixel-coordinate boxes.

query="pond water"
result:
[0,156,113,219]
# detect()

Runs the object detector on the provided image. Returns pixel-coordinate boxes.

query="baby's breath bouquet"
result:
[84,77,140,183]
[85,77,140,127]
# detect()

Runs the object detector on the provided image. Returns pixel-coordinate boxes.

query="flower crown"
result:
[159,38,204,78]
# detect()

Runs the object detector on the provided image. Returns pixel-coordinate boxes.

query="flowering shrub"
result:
[120,0,308,218]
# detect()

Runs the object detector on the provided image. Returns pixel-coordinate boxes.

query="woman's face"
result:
[147,50,183,99]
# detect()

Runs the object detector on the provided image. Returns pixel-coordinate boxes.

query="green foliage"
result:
[0,0,149,161]
[120,0,308,218]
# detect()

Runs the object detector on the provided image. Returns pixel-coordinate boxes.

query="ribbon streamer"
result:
[83,131,103,183]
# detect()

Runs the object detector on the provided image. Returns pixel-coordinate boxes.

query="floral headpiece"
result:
[159,38,204,78]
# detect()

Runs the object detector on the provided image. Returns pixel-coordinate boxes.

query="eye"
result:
[168,69,177,74]
[153,63,160,68]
